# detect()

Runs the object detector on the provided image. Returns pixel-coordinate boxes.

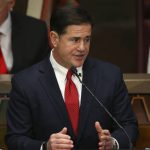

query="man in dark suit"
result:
[0,0,49,74]
[6,6,138,150]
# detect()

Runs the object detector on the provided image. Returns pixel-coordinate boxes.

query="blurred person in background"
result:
[0,0,50,74]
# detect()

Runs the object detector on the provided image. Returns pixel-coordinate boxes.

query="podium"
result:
[0,75,12,97]
[124,73,150,149]
[0,75,11,150]
[124,73,150,123]
[0,74,150,149]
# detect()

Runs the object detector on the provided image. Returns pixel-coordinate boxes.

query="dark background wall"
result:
[13,0,138,73]
[79,0,137,73]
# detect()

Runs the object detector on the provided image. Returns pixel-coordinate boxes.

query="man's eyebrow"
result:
[70,37,80,40]
[85,36,91,38]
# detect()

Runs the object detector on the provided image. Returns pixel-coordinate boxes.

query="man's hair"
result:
[50,6,93,35]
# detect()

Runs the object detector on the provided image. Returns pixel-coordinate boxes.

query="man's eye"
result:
[72,38,79,42]
[85,38,90,43]
[70,37,79,42]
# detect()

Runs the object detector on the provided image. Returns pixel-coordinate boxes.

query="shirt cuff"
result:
[111,137,119,150]
[40,143,43,150]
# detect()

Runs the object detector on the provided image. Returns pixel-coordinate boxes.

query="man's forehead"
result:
[64,24,92,34]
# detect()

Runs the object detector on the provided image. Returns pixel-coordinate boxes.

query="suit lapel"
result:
[77,58,98,141]
[38,58,75,138]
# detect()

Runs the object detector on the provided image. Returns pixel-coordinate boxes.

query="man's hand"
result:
[95,121,113,150]
[47,127,74,150]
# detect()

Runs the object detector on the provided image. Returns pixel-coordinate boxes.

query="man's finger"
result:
[59,127,67,134]
[95,121,103,134]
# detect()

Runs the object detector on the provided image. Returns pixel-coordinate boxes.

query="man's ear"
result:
[49,31,59,48]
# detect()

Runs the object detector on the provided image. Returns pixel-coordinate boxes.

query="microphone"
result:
[71,66,133,150]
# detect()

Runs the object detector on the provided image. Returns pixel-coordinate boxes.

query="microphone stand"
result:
[71,67,133,150]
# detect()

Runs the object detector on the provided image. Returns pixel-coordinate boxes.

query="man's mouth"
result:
[74,54,85,58]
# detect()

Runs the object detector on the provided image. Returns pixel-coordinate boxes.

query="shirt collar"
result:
[0,13,11,36]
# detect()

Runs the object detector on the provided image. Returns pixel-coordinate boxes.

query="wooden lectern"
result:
[124,73,150,149]
[0,75,11,150]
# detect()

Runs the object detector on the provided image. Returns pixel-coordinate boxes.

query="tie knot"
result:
[66,69,73,80]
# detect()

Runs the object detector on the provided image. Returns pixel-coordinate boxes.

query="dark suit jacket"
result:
[10,12,50,73]
[6,56,138,150]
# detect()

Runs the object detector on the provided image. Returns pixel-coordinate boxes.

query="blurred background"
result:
[1,0,150,150]
[13,0,149,73]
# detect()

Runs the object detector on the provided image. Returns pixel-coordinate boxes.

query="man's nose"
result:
[78,41,85,51]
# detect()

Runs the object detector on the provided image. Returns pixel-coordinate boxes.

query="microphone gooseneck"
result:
[70,66,133,150]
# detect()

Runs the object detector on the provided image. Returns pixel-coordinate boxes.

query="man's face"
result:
[0,0,15,25]
[51,24,92,69]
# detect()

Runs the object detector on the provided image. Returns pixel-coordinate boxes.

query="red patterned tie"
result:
[65,69,79,136]
[0,47,7,74]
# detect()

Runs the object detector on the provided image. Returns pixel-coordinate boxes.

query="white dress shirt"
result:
[0,13,13,71]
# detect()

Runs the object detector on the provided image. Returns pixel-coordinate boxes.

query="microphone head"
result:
[70,66,82,82]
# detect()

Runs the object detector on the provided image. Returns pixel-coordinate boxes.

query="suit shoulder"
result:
[87,57,121,72]
[11,11,47,28]
[86,58,123,83]
[12,58,45,83]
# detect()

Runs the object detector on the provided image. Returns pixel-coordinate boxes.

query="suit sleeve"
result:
[6,77,43,150]
[110,69,138,148]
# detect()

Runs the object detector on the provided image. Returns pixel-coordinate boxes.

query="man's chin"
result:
[71,59,85,68]
[72,63,84,68]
